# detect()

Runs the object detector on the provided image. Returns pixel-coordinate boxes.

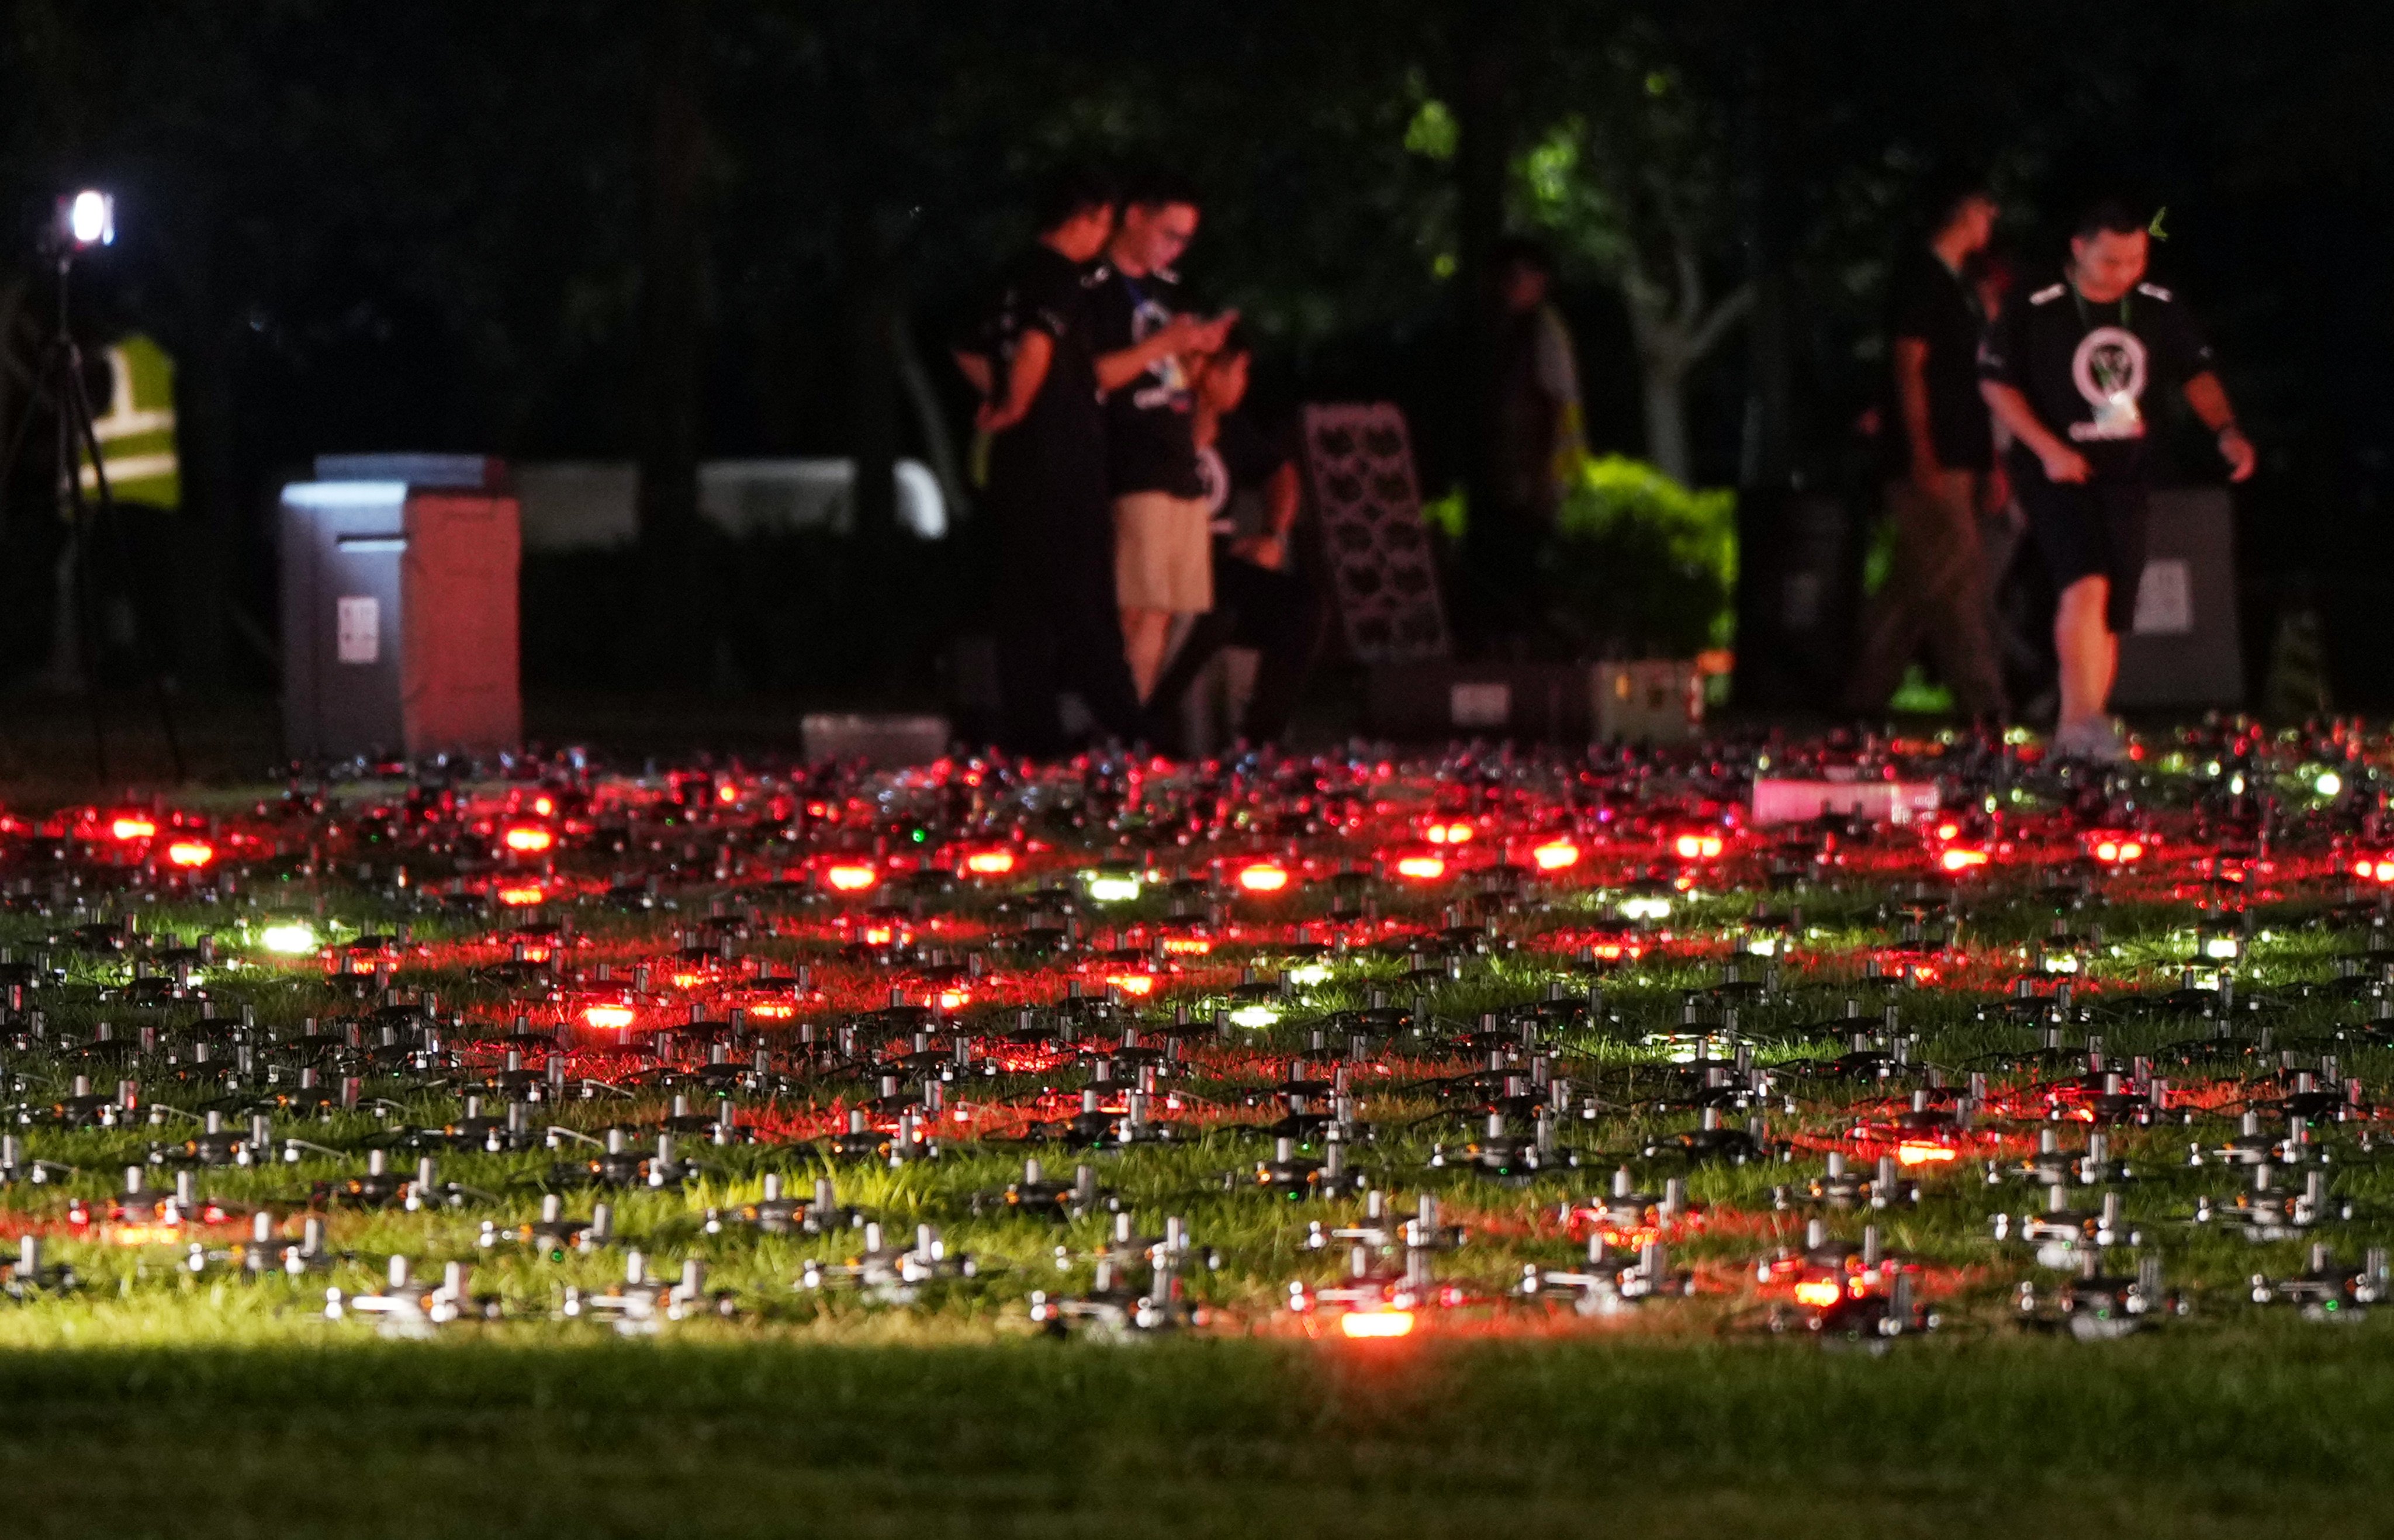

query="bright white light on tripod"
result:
[68,191,114,247]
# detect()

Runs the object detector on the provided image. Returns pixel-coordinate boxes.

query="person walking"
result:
[1845,179,2009,722]
[954,168,1148,755]
[1978,198,2256,762]
[1087,175,1237,702]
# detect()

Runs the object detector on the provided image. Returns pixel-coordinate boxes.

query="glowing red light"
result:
[497,884,546,906]
[1425,821,1475,846]
[825,863,878,893]
[2357,858,2394,885]
[110,815,157,842]
[1793,1278,1843,1309]
[1939,847,1989,873]
[1395,854,1447,882]
[717,783,738,804]
[531,795,555,816]
[165,840,215,868]
[1237,862,1291,894]
[1160,935,1213,956]
[2088,832,2144,864]
[582,1003,635,1030]
[502,825,554,854]
[1106,972,1157,998]
[964,850,1017,876]
[1340,1309,1416,1338]
[1673,832,1724,860]
[747,1002,795,1020]
[1896,1140,1957,1167]
[1531,839,1581,871]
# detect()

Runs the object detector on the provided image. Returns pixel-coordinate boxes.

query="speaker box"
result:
[2112,485,2243,709]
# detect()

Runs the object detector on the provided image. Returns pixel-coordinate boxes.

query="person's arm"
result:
[1093,309,1238,393]
[2183,372,2257,482]
[1231,461,1302,571]
[1892,337,1943,483]
[953,349,994,399]
[977,330,1053,434]
[1980,379,2091,485]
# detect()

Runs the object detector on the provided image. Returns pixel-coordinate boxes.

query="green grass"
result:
[3,1328,2391,1538]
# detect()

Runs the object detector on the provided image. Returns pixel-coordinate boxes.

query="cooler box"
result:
[1365,659,1701,743]
[280,459,520,760]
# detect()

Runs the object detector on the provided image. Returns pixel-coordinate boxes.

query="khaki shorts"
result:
[1113,492,1213,612]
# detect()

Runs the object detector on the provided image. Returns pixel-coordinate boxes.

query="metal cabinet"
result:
[280,470,520,761]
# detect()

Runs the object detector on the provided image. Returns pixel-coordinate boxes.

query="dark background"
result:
[1,0,2386,717]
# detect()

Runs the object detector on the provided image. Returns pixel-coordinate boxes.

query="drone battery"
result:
[279,472,521,760]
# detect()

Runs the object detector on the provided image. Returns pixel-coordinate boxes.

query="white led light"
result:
[260,923,318,956]
[67,190,113,247]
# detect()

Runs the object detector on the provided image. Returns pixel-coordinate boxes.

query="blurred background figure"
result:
[953,168,1146,756]
[1979,197,2256,762]
[1088,174,1237,702]
[1468,237,1587,650]
[1844,177,2008,724]
[1146,327,1323,752]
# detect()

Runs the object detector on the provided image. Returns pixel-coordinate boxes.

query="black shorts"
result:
[2015,473,2149,632]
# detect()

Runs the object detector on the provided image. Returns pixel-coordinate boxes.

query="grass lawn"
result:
[3,1325,2389,1538]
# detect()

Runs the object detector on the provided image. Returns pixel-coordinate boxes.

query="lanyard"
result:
[2070,280,2131,334]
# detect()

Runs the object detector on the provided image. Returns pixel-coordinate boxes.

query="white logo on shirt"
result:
[2070,325,2148,441]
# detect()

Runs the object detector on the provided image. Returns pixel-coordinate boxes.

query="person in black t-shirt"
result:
[1146,329,1324,750]
[1845,179,2008,721]
[1979,198,2256,762]
[1085,174,1238,702]
[954,168,1148,756]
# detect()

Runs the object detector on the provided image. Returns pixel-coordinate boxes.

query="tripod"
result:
[0,244,186,783]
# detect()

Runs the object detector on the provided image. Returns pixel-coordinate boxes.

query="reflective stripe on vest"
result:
[78,334,179,510]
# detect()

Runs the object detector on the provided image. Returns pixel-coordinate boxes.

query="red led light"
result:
[1673,832,1724,860]
[583,1003,635,1030]
[2356,858,2394,885]
[1105,973,1157,998]
[1424,821,1475,846]
[1160,935,1213,956]
[717,783,739,804]
[1896,1140,1957,1167]
[1237,861,1291,894]
[825,863,878,893]
[497,884,546,906]
[531,795,555,816]
[1939,847,1989,873]
[1531,839,1581,871]
[2087,832,2145,864]
[1394,854,1447,883]
[1793,1278,1842,1309]
[964,850,1017,877]
[110,815,157,842]
[502,825,554,854]
[165,840,215,868]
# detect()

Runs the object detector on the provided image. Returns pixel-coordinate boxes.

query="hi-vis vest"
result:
[77,333,179,510]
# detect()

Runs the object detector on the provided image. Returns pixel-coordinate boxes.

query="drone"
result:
[326,1257,504,1338]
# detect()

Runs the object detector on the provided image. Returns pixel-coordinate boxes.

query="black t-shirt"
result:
[1885,247,1993,473]
[964,244,1108,507]
[1195,412,1289,538]
[1088,266,1206,500]
[1979,276,2215,484]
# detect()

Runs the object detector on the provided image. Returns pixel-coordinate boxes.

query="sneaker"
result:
[2051,718,2130,764]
